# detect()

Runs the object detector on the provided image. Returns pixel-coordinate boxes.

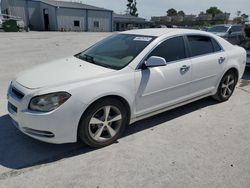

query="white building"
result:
[113,13,149,31]
[1,0,113,31]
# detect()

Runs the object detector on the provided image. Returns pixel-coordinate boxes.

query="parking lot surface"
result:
[0,32,250,188]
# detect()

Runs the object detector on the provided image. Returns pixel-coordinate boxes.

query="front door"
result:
[135,36,192,116]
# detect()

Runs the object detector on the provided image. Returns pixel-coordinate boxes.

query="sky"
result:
[75,0,250,20]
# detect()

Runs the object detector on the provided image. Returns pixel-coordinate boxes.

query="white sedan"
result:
[7,29,246,147]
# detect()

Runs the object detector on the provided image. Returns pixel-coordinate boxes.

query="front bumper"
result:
[7,81,86,144]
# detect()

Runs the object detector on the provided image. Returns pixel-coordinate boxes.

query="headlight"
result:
[29,92,71,112]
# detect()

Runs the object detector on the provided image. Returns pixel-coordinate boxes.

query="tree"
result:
[234,13,249,24]
[177,11,185,16]
[126,0,138,17]
[206,7,222,17]
[241,13,249,22]
[233,17,242,24]
[236,10,241,17]
[167,8,177,16]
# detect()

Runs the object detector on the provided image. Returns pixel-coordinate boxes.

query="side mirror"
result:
[144,56,167,68]
[228,30,232,35]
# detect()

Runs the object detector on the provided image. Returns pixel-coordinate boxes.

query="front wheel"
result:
[78,98,128,148]
[212,70,237,102]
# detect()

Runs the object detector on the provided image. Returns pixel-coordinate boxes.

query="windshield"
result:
[208,26,229,33]
[75,34,156,70]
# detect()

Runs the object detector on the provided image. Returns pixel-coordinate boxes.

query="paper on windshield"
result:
[133,37,153,42]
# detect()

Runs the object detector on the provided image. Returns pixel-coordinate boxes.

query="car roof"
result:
[121,28,211,37]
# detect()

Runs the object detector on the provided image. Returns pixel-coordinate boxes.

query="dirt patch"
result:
[239,80,250,87]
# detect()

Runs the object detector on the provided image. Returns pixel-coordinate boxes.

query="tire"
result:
[212,70,237,102]
[78,98,128,148]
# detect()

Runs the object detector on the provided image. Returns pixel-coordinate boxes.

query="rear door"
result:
[186,35,227,96]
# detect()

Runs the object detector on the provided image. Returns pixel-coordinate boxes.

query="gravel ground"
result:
[0,32,250,188]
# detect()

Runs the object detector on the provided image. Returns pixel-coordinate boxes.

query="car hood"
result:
[16,56,115,89]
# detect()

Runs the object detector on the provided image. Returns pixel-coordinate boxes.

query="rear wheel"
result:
[212,70,237,102]
[78,98,128,148]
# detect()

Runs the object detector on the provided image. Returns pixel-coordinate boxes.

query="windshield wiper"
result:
[77,53,118,70]
[79,54,96,63]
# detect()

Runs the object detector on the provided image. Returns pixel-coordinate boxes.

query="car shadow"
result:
[238,68,250,88]
[242,67,250,80]
[0,115,91,170]
[0,97,218,170]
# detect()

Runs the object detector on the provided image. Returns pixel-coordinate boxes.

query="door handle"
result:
[218,57,226,64]
[180,65,190,74]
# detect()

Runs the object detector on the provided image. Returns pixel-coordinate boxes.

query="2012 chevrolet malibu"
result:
[7,29,246,147]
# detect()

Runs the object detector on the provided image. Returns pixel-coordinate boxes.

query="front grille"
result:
[8,102,17,113]
[11,87,24,99]
[22,127,55,138]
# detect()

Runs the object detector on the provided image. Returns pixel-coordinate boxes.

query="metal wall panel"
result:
[1,0,113,32]
[3,0,28,25]
[27,1,42,30]
[1,0,9,12]
[87,10,112,32]
[57,8,86,31]
[39,2,56,31]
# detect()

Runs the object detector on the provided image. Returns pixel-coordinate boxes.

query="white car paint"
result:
[16,57,115,89]
[134,58,192,116]
[7,29,247,144]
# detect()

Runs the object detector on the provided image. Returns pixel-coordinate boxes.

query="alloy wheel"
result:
[88,105,122,142]
[221,74,235,98]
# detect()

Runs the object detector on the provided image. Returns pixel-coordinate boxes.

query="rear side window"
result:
[187,35,222,57]
[149,36,187,63]
[211,38,222,52]
[187,36,214,57]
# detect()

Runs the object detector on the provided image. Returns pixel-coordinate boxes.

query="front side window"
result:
[75,34,156,70]
[149,36,187,63]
